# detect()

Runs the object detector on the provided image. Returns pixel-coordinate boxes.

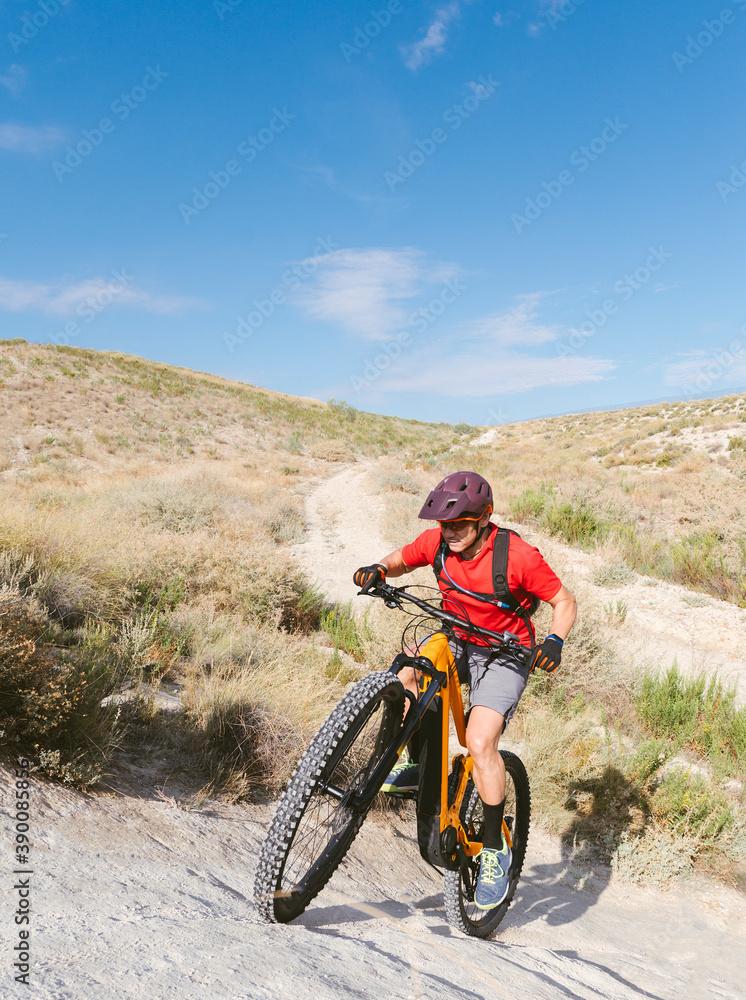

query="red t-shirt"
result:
[400,524,562,646]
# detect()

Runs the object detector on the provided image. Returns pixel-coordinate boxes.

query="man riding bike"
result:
[353,471,577,911]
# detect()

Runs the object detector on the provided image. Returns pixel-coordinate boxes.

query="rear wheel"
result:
[443,749,530,938]
[254,671,405,923]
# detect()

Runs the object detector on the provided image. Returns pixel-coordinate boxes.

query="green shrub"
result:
[324,648,362,685]
[328,398,358,421]
[320,603,373,662]
[603,598,628,625]
[651,769,734,844]
[509,486,547,521]
[670,532,744,604]
[636,664,746,776]
[544,499,607,547]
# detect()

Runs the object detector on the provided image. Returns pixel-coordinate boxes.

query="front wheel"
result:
[254,670,405,923]
[443,749,530,938]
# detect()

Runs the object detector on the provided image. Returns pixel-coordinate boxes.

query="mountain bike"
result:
[254,581,531,938]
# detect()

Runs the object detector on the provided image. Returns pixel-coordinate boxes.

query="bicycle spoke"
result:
[279,701,388,897]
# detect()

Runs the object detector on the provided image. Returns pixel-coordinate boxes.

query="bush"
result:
[592,561,636,588]
[603,598,628,625]
[509,486,547,521]
[310,440,352,462]
[636,664,746,777]
[510,488,608,548]
[181,641,343,797]
[265,504,305,543]
[377,472,420,495]
[651,769,734,844]
[670,532,745,604]
[544,499,607,547]
[328,398,359,421]
[137,480,219,533]
[320,603,373,662]
[239,566,325,633]
[0,588,123,786]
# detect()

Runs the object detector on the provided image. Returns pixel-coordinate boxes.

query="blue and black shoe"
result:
[474,837,512,909]
[380,749,419,796]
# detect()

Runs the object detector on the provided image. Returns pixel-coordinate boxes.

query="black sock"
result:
[481,799,506,850]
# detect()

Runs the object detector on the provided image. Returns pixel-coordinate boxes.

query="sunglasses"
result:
[437,516,481,529]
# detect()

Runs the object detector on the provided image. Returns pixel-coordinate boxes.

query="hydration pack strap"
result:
[433,526,536,646]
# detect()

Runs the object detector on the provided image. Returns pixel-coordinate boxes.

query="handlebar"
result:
[359,580,532,665]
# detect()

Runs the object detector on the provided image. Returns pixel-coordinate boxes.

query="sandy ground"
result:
[292,464,391,607]
[3,767,745,1000]
[6,460,746,999]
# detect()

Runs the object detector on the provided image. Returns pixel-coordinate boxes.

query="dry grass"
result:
[0,341,461,795]
[1,340,744,885]
[433,394,746,606]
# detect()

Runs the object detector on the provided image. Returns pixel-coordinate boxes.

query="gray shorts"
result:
[449,637,530,728]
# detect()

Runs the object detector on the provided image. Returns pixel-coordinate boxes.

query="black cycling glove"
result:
[530,634,563,674]
[353,563,387,593]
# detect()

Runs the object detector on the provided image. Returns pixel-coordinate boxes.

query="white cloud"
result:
[0,65,28,97]
[0,275,204,316]
[353,293,616,397]
[292,247,459,341]
[401,2,461,71]
[374,351,615,396]
[663,348,746,388]
[0,122,64,153]
[460,293,560,347]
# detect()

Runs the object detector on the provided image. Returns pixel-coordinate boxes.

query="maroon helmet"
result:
[418,471,493,521]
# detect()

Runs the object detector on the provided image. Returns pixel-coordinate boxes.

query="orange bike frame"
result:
[414,633,512,856]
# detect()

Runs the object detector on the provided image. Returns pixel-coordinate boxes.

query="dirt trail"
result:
[10,461,746,1000]
[292,464,389,606]
[5,765,745,1000]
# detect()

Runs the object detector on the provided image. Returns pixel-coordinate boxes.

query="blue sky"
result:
[2,0,746,424]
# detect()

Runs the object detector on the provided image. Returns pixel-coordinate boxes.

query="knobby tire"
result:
[254,670,405,923]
